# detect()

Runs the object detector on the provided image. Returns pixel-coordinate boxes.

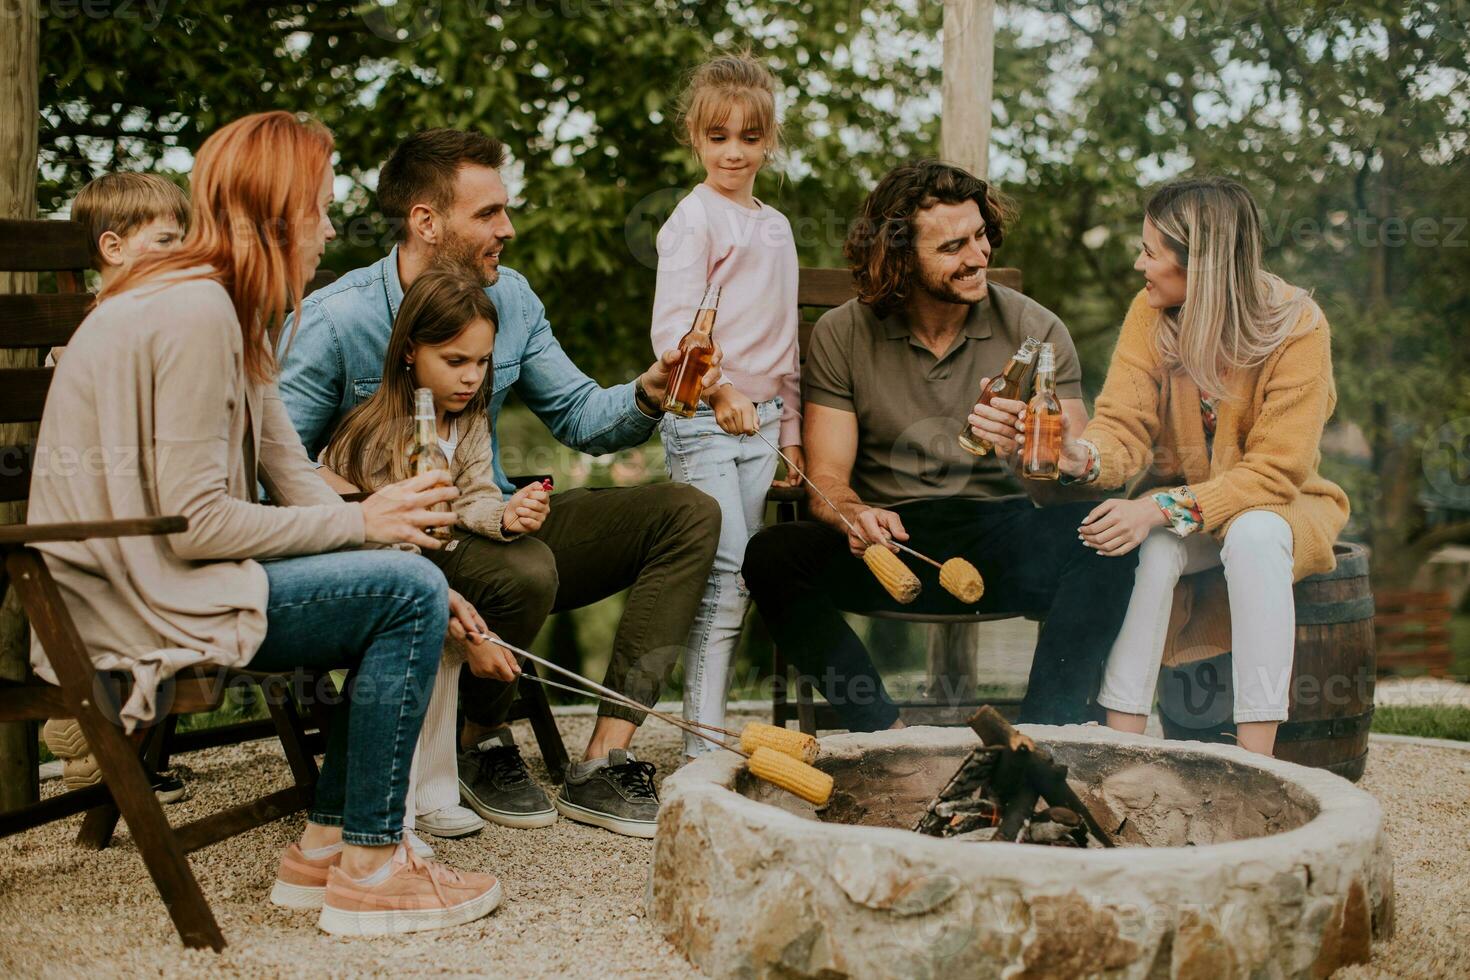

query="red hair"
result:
[103,111,334,383]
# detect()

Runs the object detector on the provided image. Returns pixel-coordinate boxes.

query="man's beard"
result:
[914,263,983,306]
[436,228,500,287]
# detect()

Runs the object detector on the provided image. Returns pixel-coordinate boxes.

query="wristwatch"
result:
[634,377,665,419]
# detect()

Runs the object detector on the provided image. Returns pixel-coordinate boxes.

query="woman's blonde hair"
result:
[677,51,782,155]
[103,111,334,384]
[1146,176,1315,398]
[322,268,497,490]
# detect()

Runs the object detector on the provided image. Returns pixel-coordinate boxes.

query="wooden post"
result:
[941,0,995,179]
[0,0,41,812]
[930,0,997,704]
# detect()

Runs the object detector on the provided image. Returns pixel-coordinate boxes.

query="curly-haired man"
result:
[743,160,1138,730]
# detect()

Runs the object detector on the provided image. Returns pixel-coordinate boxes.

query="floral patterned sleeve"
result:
[1151,486,1204,537]
[1058,438,1102,486]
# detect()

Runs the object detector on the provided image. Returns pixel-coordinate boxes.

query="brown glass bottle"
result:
[662,284,721,418]
[958,336,1042,456]
[407,387,453,540]
[1022,343,1063,480]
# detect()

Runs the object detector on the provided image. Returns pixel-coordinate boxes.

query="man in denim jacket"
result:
[280,129,720,841]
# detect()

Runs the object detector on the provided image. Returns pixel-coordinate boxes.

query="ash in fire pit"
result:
[911,706,1114,847]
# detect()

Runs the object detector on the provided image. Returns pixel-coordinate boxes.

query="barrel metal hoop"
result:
[1293,595,1376,625]
[1280,708,1375,741]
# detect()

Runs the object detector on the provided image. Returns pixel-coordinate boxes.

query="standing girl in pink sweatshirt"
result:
[651,53,802,758]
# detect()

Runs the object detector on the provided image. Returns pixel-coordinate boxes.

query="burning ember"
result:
[913,706,1114,847]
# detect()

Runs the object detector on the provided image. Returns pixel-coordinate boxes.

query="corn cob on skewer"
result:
[481,635,832,805]
[746,747,834,806]
[739,722,820,764]
[939,557,985,603]
[863,544,921,604]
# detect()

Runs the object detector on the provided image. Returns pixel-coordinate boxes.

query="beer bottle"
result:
[407,387,453,541]
[661,284,721,418]
[958,336,1042,456]
[1022,343,1063,480]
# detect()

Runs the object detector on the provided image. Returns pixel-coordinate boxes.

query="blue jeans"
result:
[246,550,448,846]
[661,397,781,756]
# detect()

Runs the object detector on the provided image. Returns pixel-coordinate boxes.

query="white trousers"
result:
[403,648,464,830]
[1097,510,1295,724]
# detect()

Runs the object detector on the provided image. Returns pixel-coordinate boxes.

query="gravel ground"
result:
[3,712,1467,979]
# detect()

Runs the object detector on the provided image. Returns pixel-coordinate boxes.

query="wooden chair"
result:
[0,218,325,950]
[770,266,1040,734]
[300,270,571,782]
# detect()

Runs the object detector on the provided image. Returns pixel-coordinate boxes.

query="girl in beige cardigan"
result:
[1044,177,1349,756]
[321,269,553,847]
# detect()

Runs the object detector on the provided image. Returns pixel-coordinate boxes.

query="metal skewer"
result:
[467,632,748,755]
[748,427,949,568]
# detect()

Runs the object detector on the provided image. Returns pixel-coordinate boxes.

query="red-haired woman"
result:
[28,112,506,935]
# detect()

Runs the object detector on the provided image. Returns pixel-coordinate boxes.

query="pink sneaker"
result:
[269,843,341,910]
[317,847,502,936]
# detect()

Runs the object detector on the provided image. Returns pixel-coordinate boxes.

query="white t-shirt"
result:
[438,416,459,462]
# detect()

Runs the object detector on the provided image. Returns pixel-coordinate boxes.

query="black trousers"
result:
[742,497,1139,731]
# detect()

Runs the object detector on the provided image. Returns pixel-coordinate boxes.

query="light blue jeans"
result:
[246,550,449,846]
[661,398,782,756]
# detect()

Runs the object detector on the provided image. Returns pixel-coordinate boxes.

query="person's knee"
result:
[741,525,788,589]
[506,545,559,612]
[1136,527,1182,570]
[1222,511,1292,567]
[385,554,450,637]
[658,482,722,557]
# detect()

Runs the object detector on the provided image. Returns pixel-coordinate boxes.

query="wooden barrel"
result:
[1158,542,1376,781]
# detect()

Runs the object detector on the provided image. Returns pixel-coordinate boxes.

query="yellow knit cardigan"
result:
[1082,288,1351,666]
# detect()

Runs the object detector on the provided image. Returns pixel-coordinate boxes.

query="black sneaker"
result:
[554,748,659,839]
[457,730,557,829]
[152,768,189,805]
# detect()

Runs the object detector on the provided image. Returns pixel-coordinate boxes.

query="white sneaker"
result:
[405,829,434,859]
[416,804,485,839]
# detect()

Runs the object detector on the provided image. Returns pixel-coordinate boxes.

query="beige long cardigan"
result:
[1082,288,1351,666]
[28,271,365,730]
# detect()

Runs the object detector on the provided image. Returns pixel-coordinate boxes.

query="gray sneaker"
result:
[554,748,659,839]
[457,730,557,829]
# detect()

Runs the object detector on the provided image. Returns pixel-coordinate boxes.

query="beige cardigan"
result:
[28,271,365,729]
[327,410,514,542]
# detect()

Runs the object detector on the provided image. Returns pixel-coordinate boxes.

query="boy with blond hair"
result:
[42,171,191,801]
[72,171,189,289]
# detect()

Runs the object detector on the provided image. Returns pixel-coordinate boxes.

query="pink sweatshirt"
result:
[650,183,802,446]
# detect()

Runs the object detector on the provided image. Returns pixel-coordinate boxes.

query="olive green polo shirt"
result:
[803,283,1083,507]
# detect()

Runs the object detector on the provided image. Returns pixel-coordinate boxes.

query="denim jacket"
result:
[277,246,658,494]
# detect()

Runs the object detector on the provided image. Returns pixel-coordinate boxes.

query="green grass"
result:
[1370,704,1470,741]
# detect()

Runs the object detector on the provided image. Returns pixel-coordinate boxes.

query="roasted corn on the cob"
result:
[747,746,834,806]
[863,545,921,604]
[939,558,984,603]
[740,722,819,764]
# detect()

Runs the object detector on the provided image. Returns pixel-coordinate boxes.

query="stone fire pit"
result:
[648,725,1394,979]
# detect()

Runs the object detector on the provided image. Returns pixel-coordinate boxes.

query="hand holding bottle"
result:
[1015,407,1093,477]
[967,381,1027,457]
[361,470,459,549]
[501,479,552,535]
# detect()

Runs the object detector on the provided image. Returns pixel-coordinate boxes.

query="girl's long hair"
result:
[102,111,334,384]
[1145,176,1315,398]
[322,268,498,491]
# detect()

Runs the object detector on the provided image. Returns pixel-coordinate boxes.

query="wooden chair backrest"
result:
[795,265,1022,359]
[0,219,92,503]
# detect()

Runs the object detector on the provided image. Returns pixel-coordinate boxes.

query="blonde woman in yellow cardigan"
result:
[1032,176,1349,756]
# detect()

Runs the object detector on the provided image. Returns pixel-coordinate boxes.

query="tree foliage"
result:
[38,0,1470,584]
